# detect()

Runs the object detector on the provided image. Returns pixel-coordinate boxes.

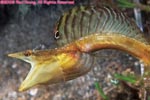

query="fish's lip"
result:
[19,83,28,92]
[19,85,26,92]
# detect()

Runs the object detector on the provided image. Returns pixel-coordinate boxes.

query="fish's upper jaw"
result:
[8,51,35,64]
[8,53,22,59]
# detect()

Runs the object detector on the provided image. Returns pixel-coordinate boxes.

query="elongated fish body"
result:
[67,33,150,66]
[54,5,149,46]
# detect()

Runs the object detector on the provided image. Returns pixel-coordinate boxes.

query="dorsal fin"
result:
[54,5,149,47]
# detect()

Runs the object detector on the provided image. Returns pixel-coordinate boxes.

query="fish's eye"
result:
[24,50,32,57]
[55,31,60,39]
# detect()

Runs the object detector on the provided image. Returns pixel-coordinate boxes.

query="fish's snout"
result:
[7,52,24,59]
[8,53,18,58]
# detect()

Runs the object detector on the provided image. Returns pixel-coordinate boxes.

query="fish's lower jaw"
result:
[18,80,35,92]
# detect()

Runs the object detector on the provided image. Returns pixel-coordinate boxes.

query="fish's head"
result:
[8,49,80,91]
[8,50,35,64]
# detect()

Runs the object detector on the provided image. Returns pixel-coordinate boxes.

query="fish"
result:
[8,5,150,91]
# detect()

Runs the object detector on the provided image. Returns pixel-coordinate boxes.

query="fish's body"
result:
[8,5,150,91]
[69,33,150,66]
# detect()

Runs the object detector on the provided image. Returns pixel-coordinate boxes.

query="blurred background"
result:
[0,0,150,100]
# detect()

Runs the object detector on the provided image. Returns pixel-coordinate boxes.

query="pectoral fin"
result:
[62,53,96,81]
